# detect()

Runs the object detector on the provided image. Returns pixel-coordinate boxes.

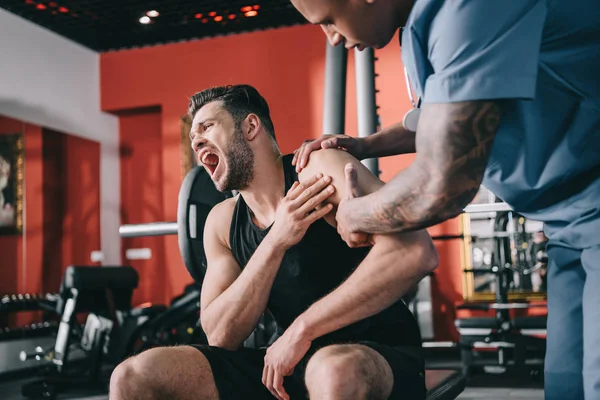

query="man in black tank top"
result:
[109,85,438,400]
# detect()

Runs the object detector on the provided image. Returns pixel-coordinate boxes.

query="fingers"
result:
[292,139,313,167]
[286,177,314,200]
[321,137,347,149]
[264,366,279,400]
[273,371,289,400]
[290,175,332,207]
[262,364,268,389]
[297,140,322,172]
[297,184,335,216]
[344,163,360,199]
[305,203,334,225]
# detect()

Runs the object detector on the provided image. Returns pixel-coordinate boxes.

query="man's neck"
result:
[239,152,286,230]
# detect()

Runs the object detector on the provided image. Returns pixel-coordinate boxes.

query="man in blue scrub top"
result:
[291,0,600,399]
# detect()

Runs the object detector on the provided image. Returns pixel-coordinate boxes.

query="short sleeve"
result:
[422,0,547,104]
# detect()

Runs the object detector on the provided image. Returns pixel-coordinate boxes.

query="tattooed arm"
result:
[342,100,502,234]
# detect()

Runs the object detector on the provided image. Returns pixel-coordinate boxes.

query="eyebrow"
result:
[189,118,215,141]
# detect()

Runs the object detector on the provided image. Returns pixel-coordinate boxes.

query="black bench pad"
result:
[426,370,466,400]
[512,315,547,329]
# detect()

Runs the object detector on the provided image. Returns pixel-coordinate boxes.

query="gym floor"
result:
[0,372,544,400]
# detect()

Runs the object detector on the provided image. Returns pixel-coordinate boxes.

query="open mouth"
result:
[200,151,220,176]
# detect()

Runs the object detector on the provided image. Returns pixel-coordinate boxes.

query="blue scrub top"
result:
[401,0,600,248]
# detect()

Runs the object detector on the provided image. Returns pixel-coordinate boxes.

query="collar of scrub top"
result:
[402,67,421,132]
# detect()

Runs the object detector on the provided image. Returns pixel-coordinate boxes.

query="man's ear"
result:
[243,114,261,141]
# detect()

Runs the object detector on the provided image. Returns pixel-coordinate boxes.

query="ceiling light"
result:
[241,6,252,12]
[49,2,57,7]
[244,10,258,17]
[201,18,208,23]
[228,14,236,20]
[139,16,151,24]
[58,6,68,12]
[208,11,217,17]
[146,10,159,17]
[194,13,203,19]
[253,5,260,10]
[36,4,47,10]
[214,15,223,22]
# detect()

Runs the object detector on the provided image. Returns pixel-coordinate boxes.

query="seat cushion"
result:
[426,370,466,400]
[512,315,547,329]
[455,317,499,329]
[61,266,139,292]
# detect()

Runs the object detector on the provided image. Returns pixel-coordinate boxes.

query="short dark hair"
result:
[188,84,275,139]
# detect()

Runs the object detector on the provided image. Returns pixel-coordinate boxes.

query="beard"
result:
[217,127,254,192]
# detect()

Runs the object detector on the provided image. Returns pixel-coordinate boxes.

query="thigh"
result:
[193,345,307,400]
[545,243,584,369]
[544,243,585,400]
[581,245,600,397]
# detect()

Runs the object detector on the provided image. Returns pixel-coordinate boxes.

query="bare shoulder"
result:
[298,149,383,201]
[302,148,355,169]
[205,196,238,249]
[298,149,356,183]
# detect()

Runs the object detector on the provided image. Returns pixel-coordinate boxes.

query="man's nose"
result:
[191,137,205,152]
[321,25,343,47]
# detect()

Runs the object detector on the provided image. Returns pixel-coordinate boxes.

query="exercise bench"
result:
[426,370,466,400]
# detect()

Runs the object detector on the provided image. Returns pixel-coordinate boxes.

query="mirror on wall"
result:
[0,114,102,328]
[461,186,548,302]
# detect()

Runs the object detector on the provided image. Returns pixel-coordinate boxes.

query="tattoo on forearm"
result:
[357,101,501,233]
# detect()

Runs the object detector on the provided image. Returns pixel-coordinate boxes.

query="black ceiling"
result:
[0,0,308,52]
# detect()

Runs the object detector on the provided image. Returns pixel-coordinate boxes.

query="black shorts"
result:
[193,341,426,400]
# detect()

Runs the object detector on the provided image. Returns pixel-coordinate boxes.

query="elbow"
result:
[201,316,240,351]
[416,233,439,276]
[207,336,239,351]
[423,244,439,275]
[205,330,240,351]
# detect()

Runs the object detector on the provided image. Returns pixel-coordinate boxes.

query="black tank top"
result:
[230,155,422,348]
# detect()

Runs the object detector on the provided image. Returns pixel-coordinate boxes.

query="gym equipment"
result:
[455,209,547,377]
[176,164,232,285]
[426,370,466,400]
[123,283,207,355]
[0,293,60,343]
[20,265,164,399]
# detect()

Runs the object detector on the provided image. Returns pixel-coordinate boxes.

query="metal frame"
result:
[322,41,347,135]
[354,47,379,176]
[460,213,547,302]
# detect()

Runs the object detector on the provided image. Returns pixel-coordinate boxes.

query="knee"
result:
[109,346,213,400]
[305,345,369,394]
[109,357,139,399]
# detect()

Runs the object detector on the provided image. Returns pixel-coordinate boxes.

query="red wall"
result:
[119,109,168,306]
[101,25,465,339]
[41,129,102,292]
[0,116,101,329]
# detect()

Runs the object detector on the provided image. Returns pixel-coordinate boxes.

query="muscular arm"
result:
[361,121,416,158]
[350,101,502,233]
[200,200,286,350]
[293,150,438,341]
